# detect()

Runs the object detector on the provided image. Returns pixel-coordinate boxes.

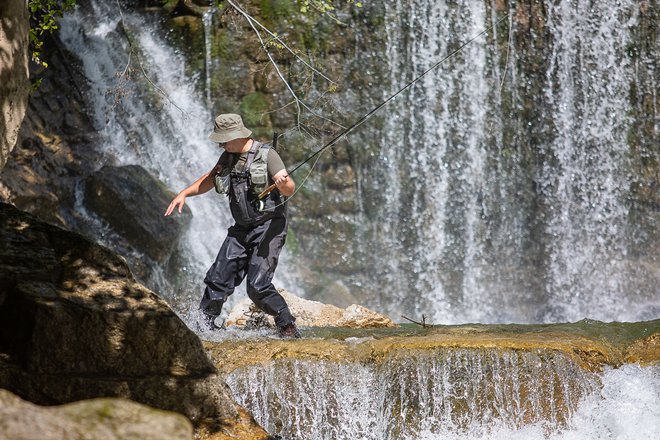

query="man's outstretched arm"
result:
[164,169,216,216]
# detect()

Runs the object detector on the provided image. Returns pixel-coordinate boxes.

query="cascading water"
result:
[202,8,215,108]
[541,1,638,322]
[361,0,657,324]
[227,349,659,440]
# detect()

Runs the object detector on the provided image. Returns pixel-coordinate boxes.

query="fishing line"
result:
[500,11,513,93]
[259,14,507,205]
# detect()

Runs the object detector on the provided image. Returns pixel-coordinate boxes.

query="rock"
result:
[225,289,395,328]
[0,25,99,229]
[624,332,660,366]
[0,388,193,440]
[84,165,192,262]
[0,0,30,170]
[340,304,395,328]
[0,203,235,425]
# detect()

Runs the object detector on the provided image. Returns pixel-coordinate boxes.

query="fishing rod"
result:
[258,15,507,201]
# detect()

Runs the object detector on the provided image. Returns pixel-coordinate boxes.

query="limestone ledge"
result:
[205,320,659,375]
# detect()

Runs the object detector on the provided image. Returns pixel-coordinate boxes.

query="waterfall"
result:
[51,3,657,438]
[541,1,637,321]
[227,349,660,439]
[361,0,655,324]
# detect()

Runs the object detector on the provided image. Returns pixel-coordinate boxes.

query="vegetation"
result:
[28,0,76,68]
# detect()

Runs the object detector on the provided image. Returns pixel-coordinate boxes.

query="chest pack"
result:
[214,141,285,226]
[214,141,269,196]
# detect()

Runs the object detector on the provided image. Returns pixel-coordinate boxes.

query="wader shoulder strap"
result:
[241,141,261,173]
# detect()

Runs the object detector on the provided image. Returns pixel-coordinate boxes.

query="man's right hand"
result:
[165,193,186,216]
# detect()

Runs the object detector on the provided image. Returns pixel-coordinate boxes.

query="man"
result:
[165,113,300,338]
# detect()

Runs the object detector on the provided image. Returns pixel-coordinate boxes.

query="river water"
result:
[57,1,658,438]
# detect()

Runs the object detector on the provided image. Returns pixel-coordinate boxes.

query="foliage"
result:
[28,0,76,68]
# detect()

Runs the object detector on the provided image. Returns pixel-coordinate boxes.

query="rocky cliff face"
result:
[0,0,30,170]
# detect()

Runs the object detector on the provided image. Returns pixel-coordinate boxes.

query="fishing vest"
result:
[214,141,286,226]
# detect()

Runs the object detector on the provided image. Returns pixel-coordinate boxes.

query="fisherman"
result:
[164,113,300,338]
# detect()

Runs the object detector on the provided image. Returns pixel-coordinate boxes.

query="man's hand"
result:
[165,193,186,216]
[274,174,289,187]
[272,170,295,197]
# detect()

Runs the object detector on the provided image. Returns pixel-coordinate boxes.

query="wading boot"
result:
[200,313,225,332]
[278,322,301,339]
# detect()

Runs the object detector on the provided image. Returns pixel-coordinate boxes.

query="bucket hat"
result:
[208,114,252,143]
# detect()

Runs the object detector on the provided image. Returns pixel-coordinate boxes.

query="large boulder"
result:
[0,389,193,440]
[84,164,192,262]
[0,0,30,170]
[0,203,234,425]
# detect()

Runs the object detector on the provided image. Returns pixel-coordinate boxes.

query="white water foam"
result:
[415,364,660,440]
[228,357,659,440]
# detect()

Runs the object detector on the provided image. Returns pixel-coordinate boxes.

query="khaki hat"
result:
[208,114,252,143]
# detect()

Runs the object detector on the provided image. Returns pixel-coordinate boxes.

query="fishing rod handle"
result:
[258,183,277,200]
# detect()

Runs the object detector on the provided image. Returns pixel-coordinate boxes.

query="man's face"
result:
[221,138,249,153]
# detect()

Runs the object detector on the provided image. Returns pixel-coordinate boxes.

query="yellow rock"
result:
[225,289,395,328]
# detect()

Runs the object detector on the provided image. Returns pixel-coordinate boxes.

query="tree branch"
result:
[225,0,337,85]
[225,0,345,131]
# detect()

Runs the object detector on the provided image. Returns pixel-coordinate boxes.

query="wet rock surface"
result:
[205,319,660,376]
[624,332,660,365]
[0,389,194,440]
[84,164,192,262]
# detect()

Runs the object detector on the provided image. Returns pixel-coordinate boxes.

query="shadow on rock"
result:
[0,202,268,438]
